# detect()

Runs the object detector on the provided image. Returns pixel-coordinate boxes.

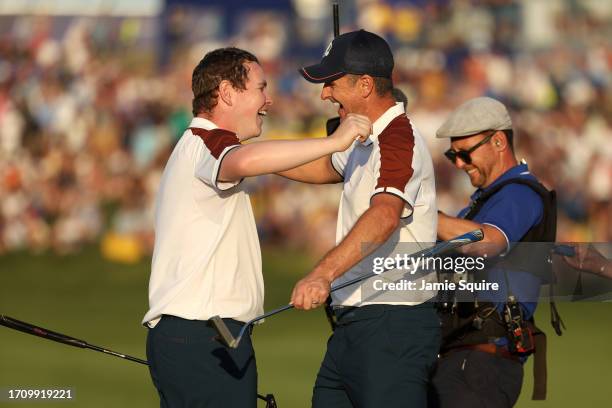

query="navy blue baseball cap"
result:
[300,30,394,83]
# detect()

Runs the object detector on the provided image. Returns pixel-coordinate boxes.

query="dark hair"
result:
[345,74,393,97]
[373,77,393,96]
[391,87,408,108]
[192,47,259,115]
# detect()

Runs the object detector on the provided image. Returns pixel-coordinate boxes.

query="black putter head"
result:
[209,316,237,348]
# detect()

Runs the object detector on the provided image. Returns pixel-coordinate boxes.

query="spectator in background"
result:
[0,1,609,258]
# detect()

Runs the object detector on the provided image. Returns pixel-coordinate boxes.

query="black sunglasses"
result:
[444,131,496,165]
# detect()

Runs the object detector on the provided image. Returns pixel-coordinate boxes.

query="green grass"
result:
[1,247,610,407]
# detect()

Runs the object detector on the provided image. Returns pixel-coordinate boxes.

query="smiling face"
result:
[320,75,363,120]
[233,62,272,140]
[449,132,498,188]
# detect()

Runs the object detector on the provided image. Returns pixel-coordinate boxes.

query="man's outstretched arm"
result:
[276,155,343,184]
[290,193,405,310]
[219,114,369,182]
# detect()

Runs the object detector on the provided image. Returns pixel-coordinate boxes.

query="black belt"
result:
[160,315,253,334]
[332,303,433,325]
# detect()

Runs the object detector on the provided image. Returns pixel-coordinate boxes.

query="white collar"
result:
[189,117,219,131]
[362,102,406,146]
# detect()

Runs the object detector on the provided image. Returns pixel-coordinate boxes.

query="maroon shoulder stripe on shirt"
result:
[376,115,415,192]
[190,127,241,159]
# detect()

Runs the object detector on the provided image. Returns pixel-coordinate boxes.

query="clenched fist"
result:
[329,113,372,152]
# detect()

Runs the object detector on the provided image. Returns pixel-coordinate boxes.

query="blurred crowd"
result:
[0,0,610,261]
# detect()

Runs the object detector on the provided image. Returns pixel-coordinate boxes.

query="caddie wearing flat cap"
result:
[280,29,440,408]
[430,97,558,407]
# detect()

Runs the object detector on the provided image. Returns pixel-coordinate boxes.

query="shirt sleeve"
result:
[371,126,418,218]
[193,129,242,191]
[478,184,544,244]
[330,145,352,179]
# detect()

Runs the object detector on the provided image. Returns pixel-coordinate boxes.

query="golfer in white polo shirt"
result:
[142,47,370,408]
[280,30,440,408]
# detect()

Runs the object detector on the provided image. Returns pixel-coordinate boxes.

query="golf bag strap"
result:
[532,326,547,400]
[549,300,565,336]
[463,178,554,225]
[464,177,566,338]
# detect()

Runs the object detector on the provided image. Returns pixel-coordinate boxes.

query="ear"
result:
[492,131,506,151]
[218,80,233,107]
[358,75,375,98]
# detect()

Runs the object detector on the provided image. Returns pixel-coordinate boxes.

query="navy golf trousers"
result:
[146,315,257,408]
[312,304,441,408]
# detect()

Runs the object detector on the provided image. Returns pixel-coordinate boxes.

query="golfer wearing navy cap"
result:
[280,30,440,408]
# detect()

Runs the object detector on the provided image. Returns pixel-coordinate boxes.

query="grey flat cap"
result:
[436,97,512,138]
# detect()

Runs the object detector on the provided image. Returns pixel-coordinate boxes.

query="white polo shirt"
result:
[330,103,438,306]
[142,117,263,327]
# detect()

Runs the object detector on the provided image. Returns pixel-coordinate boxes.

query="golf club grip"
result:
[0,315,88,349]
[333,2,339,37]
[1,315,150,365]
[326,117,341,136]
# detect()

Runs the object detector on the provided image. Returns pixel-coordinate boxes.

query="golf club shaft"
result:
[0,315,148,365]
[331,229,484,292]
[324,1,342,333]
[87,343,148,365]
[241,229,484,330]
[1,315,276,403]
